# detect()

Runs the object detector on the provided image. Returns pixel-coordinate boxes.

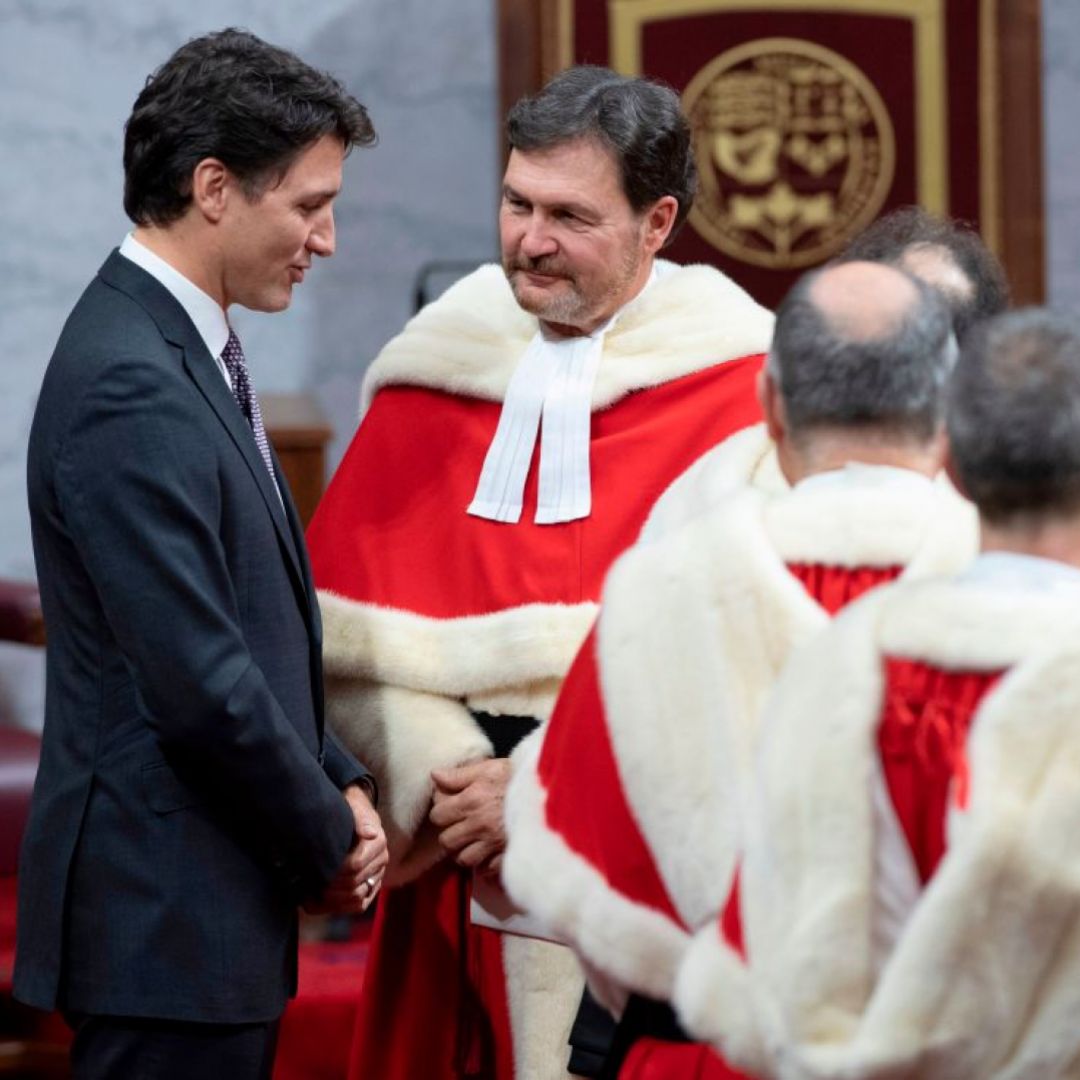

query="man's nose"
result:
[308,207,336,258]
[519,216,557,260]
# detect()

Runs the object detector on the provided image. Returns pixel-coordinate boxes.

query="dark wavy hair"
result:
[506,65,696,246]
[123,28,376,226]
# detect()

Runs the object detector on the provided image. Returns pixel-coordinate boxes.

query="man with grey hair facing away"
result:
[677,306,1080,1080]
[641,205,1008,542]
[505,259,977,1079]
[305,65,773,1080]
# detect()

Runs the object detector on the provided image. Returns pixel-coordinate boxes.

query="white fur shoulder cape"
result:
[676,577,1080,1080]
[321,261,772,885]
[637,423,787,542]
[504,475,977,1011]
[360,260,774,413]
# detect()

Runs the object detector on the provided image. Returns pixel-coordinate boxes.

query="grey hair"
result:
[768,266,955,441]
[506,65,697,245]
[948,307,1080,523]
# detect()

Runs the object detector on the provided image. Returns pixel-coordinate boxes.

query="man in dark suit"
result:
[14,29,386,1079]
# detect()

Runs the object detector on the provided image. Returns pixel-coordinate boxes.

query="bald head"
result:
[900,243,976,310]
[841,205,1008,339]
[767,259,955,444]
[807,260,922,345]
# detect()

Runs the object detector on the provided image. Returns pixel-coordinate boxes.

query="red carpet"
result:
[2,878,368,1077]
[274,923,371,1080]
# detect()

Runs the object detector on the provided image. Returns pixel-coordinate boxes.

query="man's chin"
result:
[509,275,576,320]
[238,289,293,314]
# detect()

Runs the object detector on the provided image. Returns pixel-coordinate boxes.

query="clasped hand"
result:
[305,783,388,915]
[429,758,512,875]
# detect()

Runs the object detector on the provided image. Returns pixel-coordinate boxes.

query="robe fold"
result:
[307,260,774,1079]
[676,577,1080,1080]
[503,469,977,1047]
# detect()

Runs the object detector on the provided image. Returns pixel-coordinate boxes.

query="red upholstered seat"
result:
[0,728,40,878]
[0,580,45,647]
[0,580,70,1074]
[0,728,40,994]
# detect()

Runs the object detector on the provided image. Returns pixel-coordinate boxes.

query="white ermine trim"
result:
[466,677,564,724]
[598,491,827,934]
[324,677,492,885]
[503,733,692,1003]
[502,932,582,1080]
[878,577,1080,670]
[714,582,1080,1078]
[766,479,977,571]
[361,261,773,415]
[638,424,785,543]
[738,592,891,1066]
[319,590,597,695]
[597,479,976,938]
[674,923,772,1078]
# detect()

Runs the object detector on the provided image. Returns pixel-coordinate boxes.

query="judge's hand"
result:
[430,758,512,873]
[305,784,388,915]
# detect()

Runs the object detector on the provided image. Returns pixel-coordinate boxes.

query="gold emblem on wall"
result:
[683,37,896,269]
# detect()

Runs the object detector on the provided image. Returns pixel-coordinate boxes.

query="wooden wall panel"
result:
[498,0,1044,306]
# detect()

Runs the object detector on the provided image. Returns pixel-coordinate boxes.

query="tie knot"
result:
[222,329,245,371]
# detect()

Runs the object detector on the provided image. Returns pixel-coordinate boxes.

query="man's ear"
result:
[190,158,230,224]
[757,366,786,444]
[642,196,679,254]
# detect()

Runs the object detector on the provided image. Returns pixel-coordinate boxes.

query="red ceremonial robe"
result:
[676,575,1080,1080]
[503,467,977,1076]
[306,260,775,1080]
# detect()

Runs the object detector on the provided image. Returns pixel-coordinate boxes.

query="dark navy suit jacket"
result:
[15,250,370,1023]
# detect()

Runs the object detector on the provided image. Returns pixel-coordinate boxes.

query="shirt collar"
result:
[960,551,1080,593]
[119,233,230,360]
[794,462,937,496]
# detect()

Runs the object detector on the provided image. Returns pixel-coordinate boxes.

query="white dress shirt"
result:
[119,233,232,387]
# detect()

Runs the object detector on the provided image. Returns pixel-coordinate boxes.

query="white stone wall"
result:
[1043,0,1080,309]
[0,0,498,729]
[3,1,1078,731]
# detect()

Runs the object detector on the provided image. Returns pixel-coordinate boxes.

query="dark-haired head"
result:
[842,206,1009,341]
[123,28,375,226]
[506,65,696,245]
[948,308,1080,524]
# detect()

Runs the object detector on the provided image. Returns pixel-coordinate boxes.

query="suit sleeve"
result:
[54,357,355,898]
[322,726,378,805]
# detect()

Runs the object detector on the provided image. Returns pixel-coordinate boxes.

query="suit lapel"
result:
[181,343,308,602]
[97,250,312,624]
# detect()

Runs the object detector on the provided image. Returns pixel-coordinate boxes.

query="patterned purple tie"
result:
[221,330,276,485]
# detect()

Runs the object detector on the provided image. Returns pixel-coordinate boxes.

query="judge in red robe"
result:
[677,307,1080,1080]
[306,67,774,1080]
[504,261,971,1078]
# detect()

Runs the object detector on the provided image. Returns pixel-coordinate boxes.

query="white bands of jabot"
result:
[467,324,609,524]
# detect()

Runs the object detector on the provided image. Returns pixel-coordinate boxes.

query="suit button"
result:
[317,749,326,767]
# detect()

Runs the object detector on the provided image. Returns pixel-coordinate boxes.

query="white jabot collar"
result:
[119,233,231,375]
[794,462,937,496]
[468,263,662,525]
